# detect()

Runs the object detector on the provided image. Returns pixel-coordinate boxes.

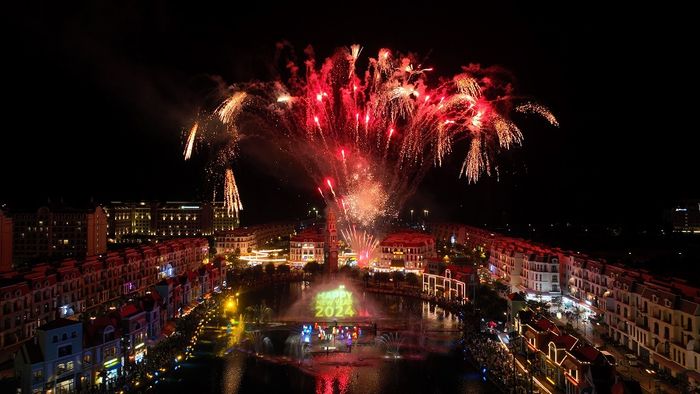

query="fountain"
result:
[284,333,312,364]
[246,330,274,355]
[375,332,404,358]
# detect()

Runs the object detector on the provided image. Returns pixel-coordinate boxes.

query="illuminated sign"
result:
[103,358,119,368]
[314,285,355,318]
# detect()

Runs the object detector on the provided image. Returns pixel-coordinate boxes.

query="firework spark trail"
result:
[224,168,243,215]
[216,91,247,126]
[341,225,379,268]
[183,122,198,160]
[186,44,556,232]
[516,103,559,127]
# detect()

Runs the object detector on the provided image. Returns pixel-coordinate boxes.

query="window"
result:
[71,331,77,338]
[62,333,67,341]
[83,354,91,364]
[53,335,58,343]
[58,345,72,357]
[548,342,556,361]
[32,369,42,381]
[104,346,116,358]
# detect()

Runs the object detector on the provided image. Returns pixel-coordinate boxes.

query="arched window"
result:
[549,342,557,362]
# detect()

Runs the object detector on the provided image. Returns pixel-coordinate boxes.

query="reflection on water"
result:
[157,283,492,393]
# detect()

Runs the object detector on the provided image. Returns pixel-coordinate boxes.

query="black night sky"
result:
[4,2,698,229]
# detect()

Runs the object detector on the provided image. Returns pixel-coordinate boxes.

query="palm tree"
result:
[245,303,273,324]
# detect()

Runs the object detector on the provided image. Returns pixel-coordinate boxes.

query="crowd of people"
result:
[462,332,515,390]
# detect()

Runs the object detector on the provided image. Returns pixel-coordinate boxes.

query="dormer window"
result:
[665,299,672,308]
[652,295,658,303]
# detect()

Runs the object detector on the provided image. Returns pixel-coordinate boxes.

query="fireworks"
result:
[224,168,243,215]
[185,44,557,229]
[183,122,198,160]
[341,226,379,268]
[516,103,559,127]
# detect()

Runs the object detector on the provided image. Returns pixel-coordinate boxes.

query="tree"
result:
[250,264,263,278]
[391,270,404,287]
[475,284,508,322]
[493,281,509,294]
[406,272,419,286]
[339,265,359,279]
[374,272,389,284]
[265,262,276,276]
[303,261,321,275]
[277,264,291,274]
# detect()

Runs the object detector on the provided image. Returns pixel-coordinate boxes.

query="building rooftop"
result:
[38,318,81,331]
[380,231,434,247]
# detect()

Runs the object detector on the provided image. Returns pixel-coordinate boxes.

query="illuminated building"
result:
[212,202,238,233]
[671,200,700,233]
[119,304,148,365]
[12,205,107,263]
[106,201,153,240]
[376,231,436,273]
[429,223,497,250]
[422,262,475,302]
[215,228,256,255]
[153,201,212,238]
[488,240,525,292]
[83,316,123,389]
[0,208,12,271]
[15,318,85,394]
[289,227,325,268]
[515,312,615,393]
[520,251,561,300]
[0,238,210,351]
[106,201,240,243]
[473,221,700,388]
[603,269,700,385]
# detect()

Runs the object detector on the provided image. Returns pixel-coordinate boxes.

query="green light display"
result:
[314,285,355,318]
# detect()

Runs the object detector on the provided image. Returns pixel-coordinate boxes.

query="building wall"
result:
[0,238,209,352]
[11,206,108,263]
[87,206,107,257]
[107,201,241,242]
[377,232,436,272]
[436,222,700,387]
[215,231,256,255]
[0,210,12,271]
[289,240,324,266]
